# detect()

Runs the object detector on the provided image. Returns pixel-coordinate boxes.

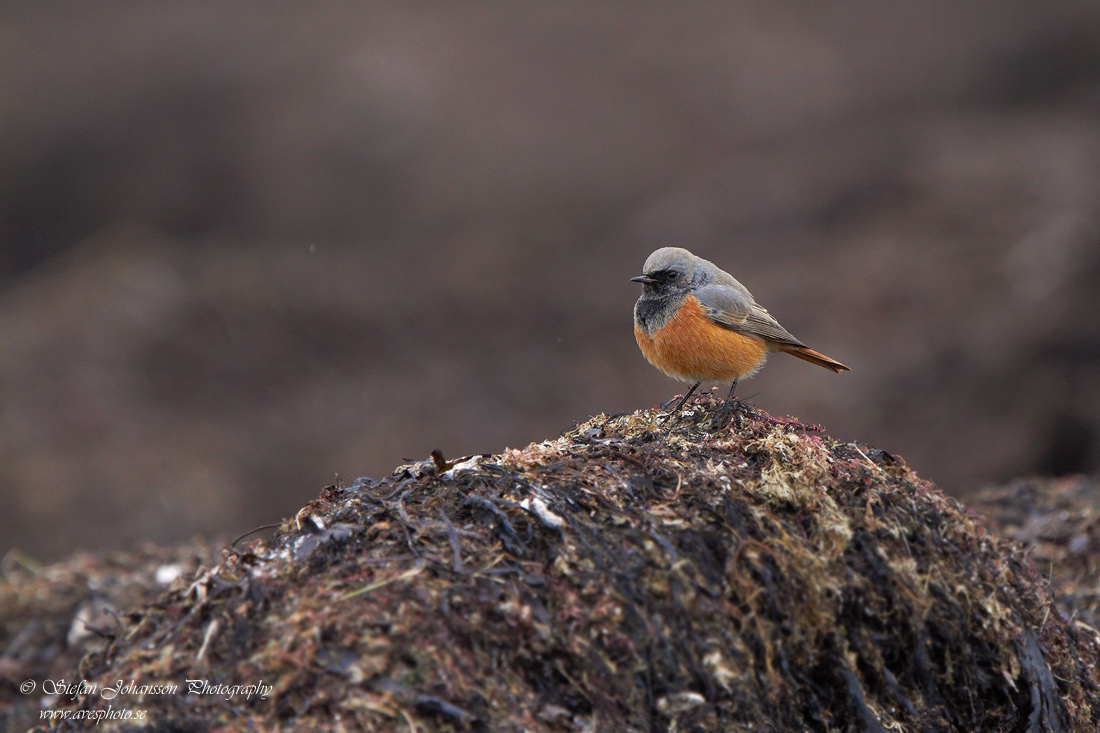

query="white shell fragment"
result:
[520,495,564,530]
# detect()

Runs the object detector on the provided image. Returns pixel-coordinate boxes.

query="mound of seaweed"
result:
[55,396,1100,731]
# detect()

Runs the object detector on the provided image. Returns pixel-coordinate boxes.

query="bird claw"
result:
[715,398,746,429]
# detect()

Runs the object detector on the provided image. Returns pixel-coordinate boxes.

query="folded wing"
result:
[693,283,806,348]
[694,282,850,372]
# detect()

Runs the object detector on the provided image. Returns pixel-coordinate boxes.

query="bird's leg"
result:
[716,379,740,428]
[669,382,701,415]
[660,382,701,434]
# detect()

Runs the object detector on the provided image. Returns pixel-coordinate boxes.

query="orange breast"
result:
[635,295,768,383]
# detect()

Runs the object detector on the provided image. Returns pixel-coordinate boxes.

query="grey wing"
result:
[694,283,806,347]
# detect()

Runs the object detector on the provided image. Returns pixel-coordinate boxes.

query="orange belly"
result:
[635,295,768,383]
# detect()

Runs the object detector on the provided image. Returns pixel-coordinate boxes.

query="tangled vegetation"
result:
[6,395,1099,731]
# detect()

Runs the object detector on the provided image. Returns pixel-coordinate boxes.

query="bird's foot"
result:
[714,397,746,430]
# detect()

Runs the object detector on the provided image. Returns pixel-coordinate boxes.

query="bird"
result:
[632,247,849,418]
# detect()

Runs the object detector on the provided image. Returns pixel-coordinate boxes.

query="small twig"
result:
[850,444,882,473]
[437,508,464,573]
[396,500,422,533]
[227,523,282,551]
[358,554,416,565]
[472,554,506,577]
[399,521,420,557]
[400,708,419,733]
[553,660,596,707]
[1074,620,1100,646]
[74,618,116,641]
[382,477,417,501]
[196,618,221,665]
[340,563,425,601]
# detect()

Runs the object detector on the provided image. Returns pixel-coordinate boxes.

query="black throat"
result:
[634,291,685,335]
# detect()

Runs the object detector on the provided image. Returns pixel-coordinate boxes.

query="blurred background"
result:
[2,2,1099,562]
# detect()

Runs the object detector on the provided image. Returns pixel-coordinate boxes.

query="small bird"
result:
[632,247,849,416]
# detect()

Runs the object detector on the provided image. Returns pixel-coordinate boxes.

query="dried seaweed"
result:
[14,397,1100,731]
[0,544,213,731]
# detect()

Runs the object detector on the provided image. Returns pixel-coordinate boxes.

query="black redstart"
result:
[633,247,849,415]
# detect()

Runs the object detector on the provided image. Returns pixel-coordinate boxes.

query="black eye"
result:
[665,271,679,281]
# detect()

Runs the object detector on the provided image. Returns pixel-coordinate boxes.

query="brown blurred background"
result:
[2,3,1099,562]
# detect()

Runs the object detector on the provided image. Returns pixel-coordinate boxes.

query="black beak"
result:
[631,275,656,284]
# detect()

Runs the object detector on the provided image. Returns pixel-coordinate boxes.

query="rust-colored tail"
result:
[780,345,850,373]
